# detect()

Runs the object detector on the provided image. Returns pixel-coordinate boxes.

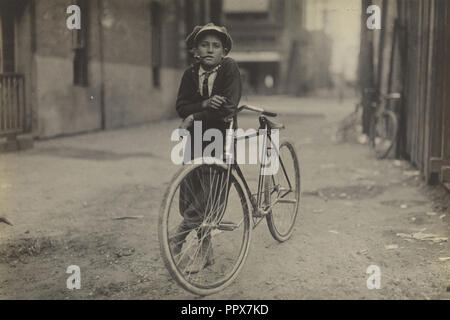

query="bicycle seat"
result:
[260,116,285,130]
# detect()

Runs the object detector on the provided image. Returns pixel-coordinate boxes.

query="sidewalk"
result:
[0,96,448,299]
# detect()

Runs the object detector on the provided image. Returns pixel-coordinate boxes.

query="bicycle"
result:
[158,105,301,296]
[368,92,401,159]
[335,87,382,145]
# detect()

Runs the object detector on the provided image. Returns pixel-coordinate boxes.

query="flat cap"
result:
[186,23,233,54]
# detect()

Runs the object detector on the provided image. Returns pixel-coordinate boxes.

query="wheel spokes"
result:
[165,165,250,289]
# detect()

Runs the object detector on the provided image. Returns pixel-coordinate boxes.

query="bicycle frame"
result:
[220,116,294,229]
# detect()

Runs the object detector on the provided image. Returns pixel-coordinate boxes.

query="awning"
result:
[229,51,281,63]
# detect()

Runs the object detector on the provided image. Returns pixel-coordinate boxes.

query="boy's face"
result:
[196,34,225,69]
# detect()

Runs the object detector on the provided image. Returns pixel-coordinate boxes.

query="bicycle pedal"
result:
[217,221,238,231]
[253,209,270,218]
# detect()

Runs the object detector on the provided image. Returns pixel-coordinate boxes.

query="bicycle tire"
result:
[374,110,398,159]
[368,109,377,149]
[265,139,301,242]
[158,161,251,296]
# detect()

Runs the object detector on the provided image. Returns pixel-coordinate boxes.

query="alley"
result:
[0,96,448,299]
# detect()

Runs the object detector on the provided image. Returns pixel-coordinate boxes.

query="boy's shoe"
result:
[169,238,184,259]
[169,220,195,259]
[185,241,214,274]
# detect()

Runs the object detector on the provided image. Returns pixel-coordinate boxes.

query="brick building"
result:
[0,0,212,146]
[1,0,334,149]
[222,0,332,95]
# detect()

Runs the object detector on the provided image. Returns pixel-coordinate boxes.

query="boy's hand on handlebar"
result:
[203,95,227,110]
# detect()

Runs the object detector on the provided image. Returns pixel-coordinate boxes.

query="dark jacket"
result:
[175,57,242,134]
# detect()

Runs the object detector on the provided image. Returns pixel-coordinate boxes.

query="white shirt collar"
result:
[198,64,221,76]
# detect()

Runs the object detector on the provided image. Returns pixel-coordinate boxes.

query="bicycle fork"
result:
[255,122,271,217]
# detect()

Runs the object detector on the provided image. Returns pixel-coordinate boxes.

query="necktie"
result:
[201,71,212,98]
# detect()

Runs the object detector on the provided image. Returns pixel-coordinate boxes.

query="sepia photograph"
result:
[0,0,449,304]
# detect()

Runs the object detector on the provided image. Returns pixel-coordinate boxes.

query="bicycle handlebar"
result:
[237,105,278,117]
[224,105,278,122]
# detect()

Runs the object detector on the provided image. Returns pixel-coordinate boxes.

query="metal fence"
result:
[0,73,26,137]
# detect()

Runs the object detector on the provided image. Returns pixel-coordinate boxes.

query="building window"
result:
[151,1,162,88]
[223,0,269,19]
[223,0,269,12]
[0,13,15,73]
[72,0,89,86]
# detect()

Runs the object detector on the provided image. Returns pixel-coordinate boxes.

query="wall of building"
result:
[305,0,361,82]
[15,1,35,133]
[31,0,102,137]
[11,0,184,139]
[360,0,450,186]
[98,0,180,129]
[396,0,450,185]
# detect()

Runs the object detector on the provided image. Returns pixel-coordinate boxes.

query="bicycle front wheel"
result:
[158,162,251,296]
[265,139,301,242]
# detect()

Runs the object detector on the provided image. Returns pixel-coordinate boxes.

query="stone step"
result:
[442,166,450,183]
[444,183,450,193]
[0,134,34,153]
[0,138,18,152]
[17,134,34,151]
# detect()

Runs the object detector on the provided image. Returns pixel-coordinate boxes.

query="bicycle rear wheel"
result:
[159,162,251,296]
[373,110,398,159]
[265,139,301,242]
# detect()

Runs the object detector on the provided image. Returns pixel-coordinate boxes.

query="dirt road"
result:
[0,96,448,299]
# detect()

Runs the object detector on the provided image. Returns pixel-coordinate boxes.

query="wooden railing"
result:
[0,73,26,137]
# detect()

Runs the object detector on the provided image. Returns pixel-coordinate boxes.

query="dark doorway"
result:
[0,12,15,73]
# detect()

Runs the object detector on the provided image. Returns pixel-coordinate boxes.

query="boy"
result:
[171,23,242,273]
